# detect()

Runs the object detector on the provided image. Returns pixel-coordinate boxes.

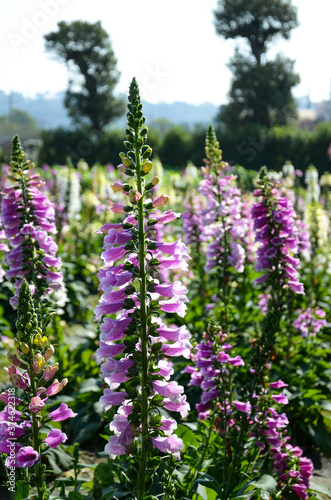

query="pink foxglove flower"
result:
[1,136,63,309]
[252,168,304,295]
[95,78,191,491]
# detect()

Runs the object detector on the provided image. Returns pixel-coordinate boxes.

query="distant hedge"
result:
[38,122,331,175]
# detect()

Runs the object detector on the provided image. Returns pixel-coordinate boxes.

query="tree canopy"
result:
[214,0,298,64]
[44,21,125,131]
[214,0,299,129]
[218,50,299,128]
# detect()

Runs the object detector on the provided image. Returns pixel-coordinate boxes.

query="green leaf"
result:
[194,474,223,496]
[172,464,191,485]
[94,462,114,487]
[102,483,130,499]
[73,421,102,444]
[195,484,218,500]
[77,378,101,394]
[14,481,30,500]
[176,424,200,450]
[252,474,277,494]
[68,492,85,500]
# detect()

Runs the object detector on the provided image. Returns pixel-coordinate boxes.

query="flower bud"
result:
[43,363,59,381]
[117,164,127,174]
[111,182,125,192]
[7,353,21,367]
[40,336,48,349]
[128,189,142,204]
[34,332,42,346]
[44,345,55,361]
[111,203,125,214]
[29,396,44,413]
[142,161,152,174]
[152,194,170,208]
[122,157,132,167]
[34,353,45,374]
[20,343,30,355]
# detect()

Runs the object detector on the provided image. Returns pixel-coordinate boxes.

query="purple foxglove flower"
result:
[7,446,39,468]
[100,357,134,377]
[95,342,126,364]
[151,434,184,459]
[159,298,187,317]
[0,439,22,454]
[6,365,28,390]
[291,483,309,500]
[0,421,25,439]
[100,390,127,411]
[97,222,124,234]
[272,393,289,405]
[228,355,245,366]
[162,340,191,359]
[29,396,44,413]
[110,203,126,214]
[266,413,289,429]
[104,372,130,389]
[0,407,22,422]
[49,403,77,422]
[154,281,188,298]
[155,209,180,225]
[163,395,190,417]
[288,280,304,294]
[95,301,126,321]
[160,417,177,436]
[158,324,190,343]
[101,244,128,264]
[44,428,67,448]
[217,351,230,363]
[269,380,288,389]
[103,229,132,246]
[151,194,170,207]
[156,359,174,379]
[42,364,59,381]
[104,422,135,458]
[152,380,184,401]
[233,400,251,414]
[44,378,68,396]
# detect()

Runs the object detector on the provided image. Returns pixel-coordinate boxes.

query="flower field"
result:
[0,79,331,500]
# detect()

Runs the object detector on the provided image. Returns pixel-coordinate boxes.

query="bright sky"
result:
[1,0,331,105]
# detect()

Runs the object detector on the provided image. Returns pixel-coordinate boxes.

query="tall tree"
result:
[214,0,299,129]
[44,21,124,131]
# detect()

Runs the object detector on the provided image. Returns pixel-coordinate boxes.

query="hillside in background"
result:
[0,91,219,129]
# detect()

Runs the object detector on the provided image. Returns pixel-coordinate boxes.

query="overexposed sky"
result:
[0,0,331,105]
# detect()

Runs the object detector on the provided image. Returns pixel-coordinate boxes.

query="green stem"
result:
[28,346,44,500]
[221,219,230,335]
[135,135,149,500]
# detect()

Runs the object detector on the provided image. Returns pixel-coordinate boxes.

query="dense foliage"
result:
[38,121,331,175]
